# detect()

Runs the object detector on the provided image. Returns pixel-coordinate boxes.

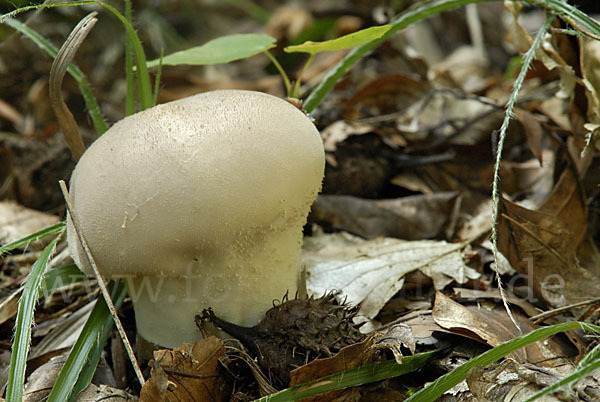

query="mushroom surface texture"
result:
[67,90,325,348]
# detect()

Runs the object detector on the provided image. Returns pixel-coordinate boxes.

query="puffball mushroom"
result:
[66,90,325,348]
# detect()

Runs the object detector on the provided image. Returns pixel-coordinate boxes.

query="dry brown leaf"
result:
[538,162,587,248]
[75,383,137,401]
[467,359,563,401]
[289,337,371,402]
[513,108,544,163]
[139,336,230,402]
[0,201,59,248]
[432,292,575,366]
[311,192,459,240]
[23,354,68,401]
[289,324,414,402]
[498,196,600,308]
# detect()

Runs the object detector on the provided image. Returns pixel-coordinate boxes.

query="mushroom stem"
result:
[123,223,303,348]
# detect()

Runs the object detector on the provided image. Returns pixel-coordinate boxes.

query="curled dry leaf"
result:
[289,324,415,401]
[432,292,576,367]
[498,193,599,309]
[140,336,230,402]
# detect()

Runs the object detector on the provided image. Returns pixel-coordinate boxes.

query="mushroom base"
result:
[122,228,305,348]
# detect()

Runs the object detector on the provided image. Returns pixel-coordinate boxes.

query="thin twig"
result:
[59,180,145,387]
[49,12,97,161]
[531,297,600,325]
[490,14,554,334]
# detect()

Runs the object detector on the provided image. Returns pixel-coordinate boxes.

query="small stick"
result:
[59,180,145,387]
[530,297,600,325]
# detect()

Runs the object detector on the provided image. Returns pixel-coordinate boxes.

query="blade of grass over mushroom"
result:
[5,232,63,402]
[255,350,437,402]
[47,280,127,402]
[2,18,107,134]
[0,1,154,110]
[0,221,65,255]
[146,33,276,67]
[284,24,391,55]
[302,0,600,113]
[405,322,600,402]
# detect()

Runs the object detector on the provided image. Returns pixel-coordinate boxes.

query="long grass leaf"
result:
[405,322,600,402]
[5,232,63,402]
[125,0,135,115]
[255,350,437,402]
[39,264,86,300]
[523,357,600,401]
[0,221,65,255]
[47,280,127,402]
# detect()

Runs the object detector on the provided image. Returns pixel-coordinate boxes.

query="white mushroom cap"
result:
[67,90,325,347]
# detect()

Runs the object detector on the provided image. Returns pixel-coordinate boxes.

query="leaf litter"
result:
[2,1,600,400]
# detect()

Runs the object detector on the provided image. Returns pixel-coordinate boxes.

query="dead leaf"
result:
[23,354,68,401]
[0,201,59,249]
[320,120,372,153]
[140,336,230,402]
[513,108,544,163]
[303,232,479,322]
[289,324,414,401]
[311,192,459,240]
[498,196,600,308]
[467,359,563,401]
[538,162,587,248]
[75,383,137,401]
[432,292,575,366]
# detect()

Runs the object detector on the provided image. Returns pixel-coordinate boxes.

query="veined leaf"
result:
[284,25,391,55]
[147,33,276,67]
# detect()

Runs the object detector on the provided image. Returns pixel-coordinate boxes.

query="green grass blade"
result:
[5,232,63,402]
[125,0,135,115]
[0,221,65,255]
[254,350,437,402]
[405,322,600,402]
[146,33,276,67]
[153,48,164,105]
[3,18,107,134]
[523,357,600,401]
[284,24,391,55]
[47,280,127,402]
[39,264,86,299]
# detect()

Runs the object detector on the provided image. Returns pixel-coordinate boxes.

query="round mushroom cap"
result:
[67,90,325,279]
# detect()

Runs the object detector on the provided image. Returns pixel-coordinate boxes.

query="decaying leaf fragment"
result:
[139,336,230,402]
[498,196,600,309]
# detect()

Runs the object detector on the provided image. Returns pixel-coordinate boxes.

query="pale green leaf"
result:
[284,25,391,55]
[147,33,276,67]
